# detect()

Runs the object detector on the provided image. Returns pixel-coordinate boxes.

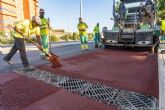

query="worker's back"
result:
[161,20,165,32]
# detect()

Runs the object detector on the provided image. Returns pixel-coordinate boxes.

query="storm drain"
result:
[58,78,88,93]
[82,83,119,104]
[115,91,158,110]
[14,69,159,110]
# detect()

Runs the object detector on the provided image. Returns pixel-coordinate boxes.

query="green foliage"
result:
[0,37,13,44]
[0,31,14,44]
[157,0,165,19]
[88,33,94,41]
[49,35,61,42]
[0,31,5,36]
[0,30,93,44]
[61,33,80,41]
[73,33,80,40]
[61,34,70,41]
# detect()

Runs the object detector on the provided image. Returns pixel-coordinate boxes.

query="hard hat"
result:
[39,8,45,13]
[32,16,41,25]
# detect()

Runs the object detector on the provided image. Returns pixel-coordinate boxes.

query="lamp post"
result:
[80,0,83,18]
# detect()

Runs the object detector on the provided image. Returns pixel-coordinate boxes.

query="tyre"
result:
[104,45,110,49]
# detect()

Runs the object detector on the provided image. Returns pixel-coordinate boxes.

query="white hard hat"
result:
[32,16,41,25]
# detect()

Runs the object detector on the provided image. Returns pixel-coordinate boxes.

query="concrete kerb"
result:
[158,46,165,110]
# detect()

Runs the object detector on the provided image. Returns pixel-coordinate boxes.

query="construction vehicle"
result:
[102,0,159,53]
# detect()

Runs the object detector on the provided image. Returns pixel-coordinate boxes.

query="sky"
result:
[39,0,114,32]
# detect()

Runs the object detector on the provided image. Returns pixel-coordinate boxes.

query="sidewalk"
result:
[159,44,165,110]
[0,41,93,54]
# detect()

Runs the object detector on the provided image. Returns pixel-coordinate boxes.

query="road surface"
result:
[0,41,95,73]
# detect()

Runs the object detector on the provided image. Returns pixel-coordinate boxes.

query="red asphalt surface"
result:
[38,49,159,98]
[0,49,158,110]
[0,73,117,110]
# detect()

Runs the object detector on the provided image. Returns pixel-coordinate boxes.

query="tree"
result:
[157,0,165,19]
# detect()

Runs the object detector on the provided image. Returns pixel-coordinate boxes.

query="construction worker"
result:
[93,23,101,48]
[39,8,49,59]
[77,18,89,51]
[115,1,120,13]
[119,0,127,21]
[161,20,165,33]
[3,16,42,71]
[113,1,120,22]
[154,19,161,37]
[161,19,165,43]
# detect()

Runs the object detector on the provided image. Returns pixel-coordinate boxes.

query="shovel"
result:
[25,37,62,68]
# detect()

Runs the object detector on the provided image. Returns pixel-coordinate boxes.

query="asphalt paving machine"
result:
[102,0,159,53]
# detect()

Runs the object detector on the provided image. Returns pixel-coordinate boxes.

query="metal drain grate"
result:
[59,78,88,93]
[82,83,119,104]
[115,91,158,110]
[15,69,66,86]
[14,69,159,110]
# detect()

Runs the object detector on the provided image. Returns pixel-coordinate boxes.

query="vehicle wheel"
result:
[104,45,110,49]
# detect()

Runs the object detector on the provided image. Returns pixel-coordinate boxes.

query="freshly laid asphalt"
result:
[0,42,164,110]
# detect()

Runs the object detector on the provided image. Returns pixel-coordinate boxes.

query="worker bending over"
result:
[3,16,43,71]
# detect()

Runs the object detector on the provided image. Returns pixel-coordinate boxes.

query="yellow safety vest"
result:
[161,20,165,31]
[11,20,40,38]
[40,18,49,36]
[77,22,88,36]
[93,26,100,33]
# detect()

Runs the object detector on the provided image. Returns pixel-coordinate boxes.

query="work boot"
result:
[23,65,35,71]
[41,55,45,59]
[3,58,14,65]
[95,45,98,48]
[81,49,85,52]
[41,55,48,59]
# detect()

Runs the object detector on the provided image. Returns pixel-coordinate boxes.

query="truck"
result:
[102,0,160,53]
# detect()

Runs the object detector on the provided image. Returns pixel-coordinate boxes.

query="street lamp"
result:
[80,0,83,18]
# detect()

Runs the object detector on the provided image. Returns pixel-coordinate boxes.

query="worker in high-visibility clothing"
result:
[77,18,89,51]
[39,8,49,59]
[161,20,165,32]
[113,1,120,22]
[93,23,101,48]
[3,16,43,71]
[119,0,127,21]
[115,1,120,13]
[161,20,165,43]
[153,19,161,37]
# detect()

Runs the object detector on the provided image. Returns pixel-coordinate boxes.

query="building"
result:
[0,0,39,35]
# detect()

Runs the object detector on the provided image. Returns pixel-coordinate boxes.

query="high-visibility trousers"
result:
[94,33,101,46]
[41,35,49,55]
[80,35,88,49]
